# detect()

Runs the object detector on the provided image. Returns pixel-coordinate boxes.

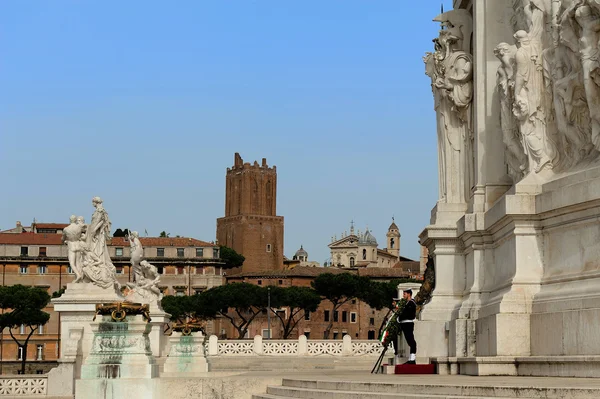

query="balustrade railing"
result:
[206,335,382,357]
[0,376,47,396]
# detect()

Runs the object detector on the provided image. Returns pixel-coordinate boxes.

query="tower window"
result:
[390,238,395,248]
[266,244,272,252]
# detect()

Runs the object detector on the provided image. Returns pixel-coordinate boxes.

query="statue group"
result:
[62,197,162,305]
[425,1,600,200]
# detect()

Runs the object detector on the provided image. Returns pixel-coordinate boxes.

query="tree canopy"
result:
[0,285,51,373]
[159,231,170,238]
[161,295,195,324]
[311,273,371,338]
[192,283,267,338]
[218,246,245,268]
[113,228,130,237]
[268,286,321,339]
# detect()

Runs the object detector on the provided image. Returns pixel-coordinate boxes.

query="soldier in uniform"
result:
[393,289,418,364]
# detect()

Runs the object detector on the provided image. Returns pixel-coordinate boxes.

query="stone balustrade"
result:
[206,335,382,357]
[0,375,47,396]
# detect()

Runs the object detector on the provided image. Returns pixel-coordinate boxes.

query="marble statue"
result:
[86,197,114,270]
[63,197,120,291]
[62,215,85,283]
[425,9,474,203]
[125,260,163,305]
[495,42,527,181]
[128,231,143,283]
[513,30,556,173]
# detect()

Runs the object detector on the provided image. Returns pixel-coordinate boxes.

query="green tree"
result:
[194,283,266,338]
[51,287,66,299]
[159,231,170,238]
[268,286,321,339]
[161,295,194,324]
[113,228,125,237]
[0,285,51,374]
[311,273,370,339]
[218,246,245,268]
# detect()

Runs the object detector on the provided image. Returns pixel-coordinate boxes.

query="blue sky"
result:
[0,1,452,263]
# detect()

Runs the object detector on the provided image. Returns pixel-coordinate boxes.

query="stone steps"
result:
[207,357,378,371]
[255,386,514,399]
[251,377,600,399]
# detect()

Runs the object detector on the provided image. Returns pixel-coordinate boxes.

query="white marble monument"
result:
[51,197,172,398]
[420,0,600,377]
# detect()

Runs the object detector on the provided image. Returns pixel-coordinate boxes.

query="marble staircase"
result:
[252,376,600,399]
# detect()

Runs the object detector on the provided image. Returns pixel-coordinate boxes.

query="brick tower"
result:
[216,153,284,272]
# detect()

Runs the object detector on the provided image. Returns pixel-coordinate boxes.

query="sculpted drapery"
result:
[494,0,600,182]
[425,9,474,204]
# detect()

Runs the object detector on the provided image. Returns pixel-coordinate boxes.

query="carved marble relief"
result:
[496,0,600,181]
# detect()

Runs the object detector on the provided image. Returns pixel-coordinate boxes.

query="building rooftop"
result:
[0,233,217,247]
[228,265,413,279]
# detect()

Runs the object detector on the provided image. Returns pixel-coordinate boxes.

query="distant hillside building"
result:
[328,220,423,277]
[216,153,284,273]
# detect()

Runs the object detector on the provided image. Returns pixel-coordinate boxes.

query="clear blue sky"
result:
[1,1,452,263]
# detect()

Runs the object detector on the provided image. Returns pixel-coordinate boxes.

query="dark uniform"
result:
[396,298,417,358]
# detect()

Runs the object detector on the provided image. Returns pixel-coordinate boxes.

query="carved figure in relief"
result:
[128,231,143,283]
[425,10,474,203]
[513,30,556,173]
[573,4,600,149]
[495,43,527,181]
[522,0,550,56]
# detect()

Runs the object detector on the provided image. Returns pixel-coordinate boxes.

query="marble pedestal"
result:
[147,304,171,360]
[52,283,123,360]
[76,315,159,398]
[163,332,208,374]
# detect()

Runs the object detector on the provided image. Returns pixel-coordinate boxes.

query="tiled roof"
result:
[35,223,68,229]
[110,237,217,248]
[0,233,62,245]
[377,249,397,258]
[356,268,412,278]
[0,233,216,247]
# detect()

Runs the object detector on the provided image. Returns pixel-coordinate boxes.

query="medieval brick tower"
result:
[216,153,284,273]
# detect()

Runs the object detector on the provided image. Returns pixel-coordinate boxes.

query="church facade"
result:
[328,221,403,268]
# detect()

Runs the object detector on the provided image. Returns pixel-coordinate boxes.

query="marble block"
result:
[80,315,158,380]
[163,332,208,374]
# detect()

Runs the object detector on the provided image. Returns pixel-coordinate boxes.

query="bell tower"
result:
[386,218,400,259]
[216,153,284,272]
